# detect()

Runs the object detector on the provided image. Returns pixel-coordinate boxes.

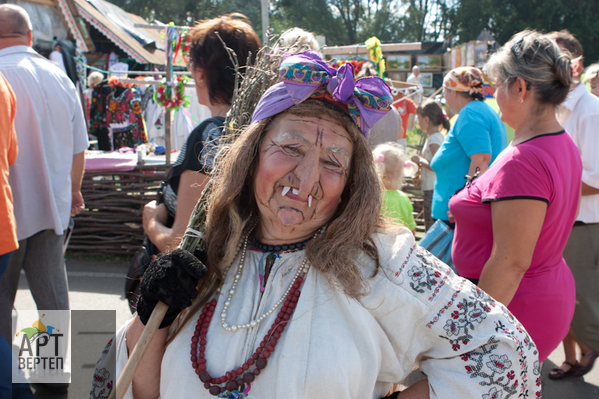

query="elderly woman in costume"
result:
[430,67,507,225]
[109,52,540,399]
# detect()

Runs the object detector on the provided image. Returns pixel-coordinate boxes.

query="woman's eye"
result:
[282,146,300,155]
[323,160,342,171]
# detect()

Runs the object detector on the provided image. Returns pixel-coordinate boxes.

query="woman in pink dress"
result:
[448,30,582,362]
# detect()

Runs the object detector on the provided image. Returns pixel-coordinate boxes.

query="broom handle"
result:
[108,301,169,399]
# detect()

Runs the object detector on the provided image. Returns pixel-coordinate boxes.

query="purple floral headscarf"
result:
[252,51,393,137]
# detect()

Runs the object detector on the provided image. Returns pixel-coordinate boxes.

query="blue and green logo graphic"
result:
[16,314,65,371]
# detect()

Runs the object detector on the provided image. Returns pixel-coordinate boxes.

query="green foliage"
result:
[109,0,451,47]
[455,0,599,63]
[108,0,599,64]
[406,126,423,147]
[110,0,264,38]
[271,0,345,43]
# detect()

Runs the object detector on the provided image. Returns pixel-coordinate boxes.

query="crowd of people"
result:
[0,4,87,398]
[0,3,598,398]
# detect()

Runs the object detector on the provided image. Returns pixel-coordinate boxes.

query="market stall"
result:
[69,154,169,255]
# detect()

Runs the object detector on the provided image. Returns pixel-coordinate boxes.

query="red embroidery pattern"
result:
[393,244,416,278]
[90,338,114,399]
[426,278,468,329]
[436,288,540,398]
[407,248,451,301]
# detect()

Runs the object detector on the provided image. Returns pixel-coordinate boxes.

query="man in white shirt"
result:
[48,43,67,75]
[407,65,423,105]
[0,4,88,366]
[551,30,599,365]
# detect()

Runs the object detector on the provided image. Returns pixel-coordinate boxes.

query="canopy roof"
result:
[73,0,167,64]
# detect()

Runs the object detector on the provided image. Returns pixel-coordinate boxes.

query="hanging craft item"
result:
[108,76,132,89]
[161,22,191,65]
[365,36,386,78]
[154,75,190,112]
[174,30,191,64]
[330,59,366,76]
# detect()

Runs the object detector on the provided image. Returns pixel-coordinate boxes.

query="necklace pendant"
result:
[217,390,248,398]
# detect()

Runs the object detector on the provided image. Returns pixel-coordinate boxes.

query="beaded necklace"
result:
[253,236,311,293]
[191,228,322,397]
[252,237,310,253]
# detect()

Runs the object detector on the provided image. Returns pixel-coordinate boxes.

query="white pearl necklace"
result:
[219,230,317,332]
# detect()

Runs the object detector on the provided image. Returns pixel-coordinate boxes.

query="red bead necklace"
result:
[190,275,305,396]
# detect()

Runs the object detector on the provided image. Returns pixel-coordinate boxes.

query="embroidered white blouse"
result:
[108,230,541,399]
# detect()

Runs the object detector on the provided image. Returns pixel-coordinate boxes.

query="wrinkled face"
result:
[253,113,353,237]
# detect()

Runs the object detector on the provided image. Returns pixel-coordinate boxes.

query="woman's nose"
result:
[294,146,320,199]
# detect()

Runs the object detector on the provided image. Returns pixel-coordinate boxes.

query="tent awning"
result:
[56,0,89,52]
[73,0,166,64]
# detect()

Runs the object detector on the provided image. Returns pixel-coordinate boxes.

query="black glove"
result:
[136,248,208,328]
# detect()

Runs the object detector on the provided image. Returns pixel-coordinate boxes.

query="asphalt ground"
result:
[10,257,599,399]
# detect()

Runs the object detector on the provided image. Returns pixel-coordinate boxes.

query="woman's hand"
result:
[126,248,207,399]
[143,200,168,230]
[411,154,433,171]
[136,249,208,328]
[143,171,209,253]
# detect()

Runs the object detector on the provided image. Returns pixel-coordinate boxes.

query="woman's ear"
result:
[193,67,205,83]
[515,77,529,102]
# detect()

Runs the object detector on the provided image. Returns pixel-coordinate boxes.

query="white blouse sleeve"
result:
[361,231,541,399]
[90,317,135,399]
[428,132,445,147]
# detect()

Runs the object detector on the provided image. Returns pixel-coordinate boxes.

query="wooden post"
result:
[165,51,172,166]
[261,0,269,44]
[322,42,422,56]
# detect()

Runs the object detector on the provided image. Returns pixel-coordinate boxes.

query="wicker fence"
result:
[69,164,168,255]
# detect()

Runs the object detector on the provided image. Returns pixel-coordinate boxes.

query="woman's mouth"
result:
[281,186,313,207]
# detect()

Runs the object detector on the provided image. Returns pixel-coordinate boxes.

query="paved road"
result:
[11,258,599,398]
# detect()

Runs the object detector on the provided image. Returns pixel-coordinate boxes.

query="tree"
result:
[454,0,599,63]
[395,0,456,42]
[271,0,345,44]
[272,0,404,45]
[110,0,264,38]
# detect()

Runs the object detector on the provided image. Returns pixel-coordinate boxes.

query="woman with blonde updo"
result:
[449,30,582,361]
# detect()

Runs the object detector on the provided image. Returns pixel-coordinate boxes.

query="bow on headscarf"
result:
[252,51,392,137]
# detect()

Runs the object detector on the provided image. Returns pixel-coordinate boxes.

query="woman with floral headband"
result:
[105,51,539,399]
[430,67,507,225]
[449,30,581,363]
